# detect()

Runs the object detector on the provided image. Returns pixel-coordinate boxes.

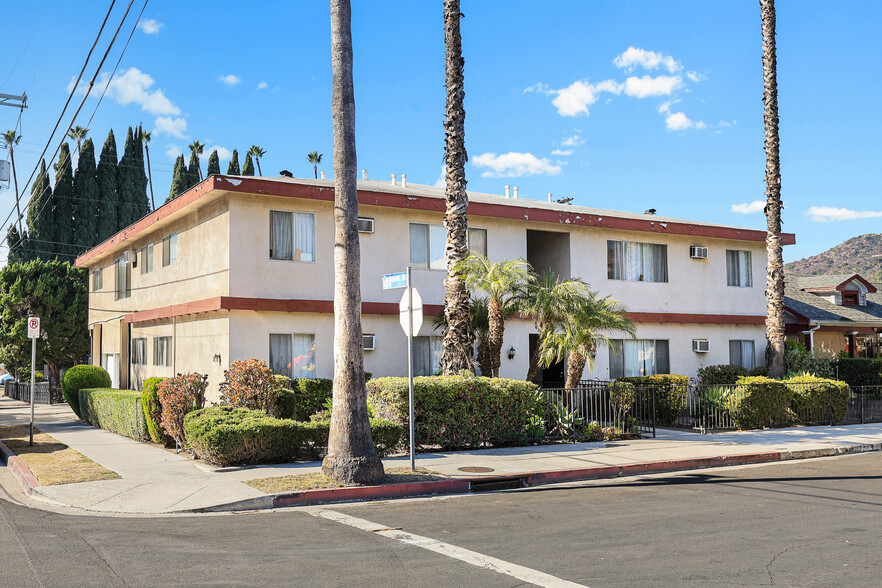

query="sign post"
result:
[27,316,39,446]
[389,270,423,471]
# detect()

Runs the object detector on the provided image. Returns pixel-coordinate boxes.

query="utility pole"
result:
[0,92,27,110]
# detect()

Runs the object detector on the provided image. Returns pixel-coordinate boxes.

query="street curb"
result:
[191,443,882,513]
[0,440,42,496]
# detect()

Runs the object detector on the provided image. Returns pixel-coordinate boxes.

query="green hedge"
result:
[787,374,849,423]
[728,376,794,429]
[696,364,749,387]
[618,374,688,425]
[79,388,148,441]
[140,377,170,444]
[62,365,111,418]
[274,376,334,421]
[367,374,539,449]
[834,358,882,386]
[183,407,403,466]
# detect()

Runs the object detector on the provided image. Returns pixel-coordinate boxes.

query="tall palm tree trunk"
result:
[10,148,22,233]
[565,351,586,390]
[488,298,505,377]
[322,0,384,484]
[256,158,262,176]
[145,143,155,210]
[440,0,474,375]
[761,0,786,378]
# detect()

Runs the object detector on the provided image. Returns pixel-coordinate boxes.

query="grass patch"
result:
[0,425,120,486]
[245,466,449,494]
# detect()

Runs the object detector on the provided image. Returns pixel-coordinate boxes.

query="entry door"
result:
[102,353,120,389]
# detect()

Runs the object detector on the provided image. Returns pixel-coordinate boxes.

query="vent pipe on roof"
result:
[401,174,407,187]
[504,185,510,198]
[391,174,397,185]
[548,193,553,203]
[320,171,326,179]
[362,170,369,180]
[513,186,519,199]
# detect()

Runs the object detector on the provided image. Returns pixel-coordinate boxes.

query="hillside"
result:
[785,233,882,281]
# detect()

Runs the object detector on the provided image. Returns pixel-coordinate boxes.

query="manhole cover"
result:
[457,466,494,473]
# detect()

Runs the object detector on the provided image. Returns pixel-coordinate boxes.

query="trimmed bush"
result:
[141,377,170,444]
[272,377,334,421]
[219,359,280,415]
[618,374,688,425]
[785,341,835,378]
[696,364,749,387]
[834,358,882,386]
[79,388,147,440]
[727,376,794,429]
[158,373,208,447]
[787,374,849,423]
[748,365,768,377]
[368,374,539,449]
[62,365,111,418]
[183,407,402,466]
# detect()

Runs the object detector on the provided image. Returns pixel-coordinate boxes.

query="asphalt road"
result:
[1,452,881,587]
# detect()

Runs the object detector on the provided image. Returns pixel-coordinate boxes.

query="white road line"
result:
[305,507,587,588]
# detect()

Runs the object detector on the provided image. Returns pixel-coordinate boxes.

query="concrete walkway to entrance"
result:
[2,396,881,514]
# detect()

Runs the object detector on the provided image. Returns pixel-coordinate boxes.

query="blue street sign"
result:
[382,272,408,290]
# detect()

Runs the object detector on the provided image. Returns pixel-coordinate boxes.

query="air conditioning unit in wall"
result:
[357,217,375,233]
[363,334,376,351]
[690,246,708,259]
[692,339,710,353]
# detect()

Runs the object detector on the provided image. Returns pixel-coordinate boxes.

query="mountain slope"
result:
[785,233,882,281]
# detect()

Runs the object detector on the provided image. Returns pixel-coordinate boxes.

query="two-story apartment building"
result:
[75,175,795,401]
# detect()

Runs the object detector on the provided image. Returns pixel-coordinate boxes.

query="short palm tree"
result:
[456,253,532,377]
[141,129,155,210]
[249,145,266,176]
[539,293,636,389]
[433,296,499,377]
[307,151,323,179]
[66,125,89,152]
[188,140,205,181]
[1,130,23,232]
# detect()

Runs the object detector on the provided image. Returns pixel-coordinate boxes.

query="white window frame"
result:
[131,338,147,365]
[726,250,753,288]
[468,227,487,257]
[269,210,316,263]
[412,335,443,376]
[92,268,103,291]
[607,240,669,283]
[409,223,446,270]
[154,336,172,367]
[269,333,316,378]
[140,243,154,274]
[608,339,671,379]
[115,257,131,300]
[162,233,178,267]
[729,340,756,370]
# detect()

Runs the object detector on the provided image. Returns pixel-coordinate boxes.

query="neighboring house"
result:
[785,273,882,358]
[75,175,795,400]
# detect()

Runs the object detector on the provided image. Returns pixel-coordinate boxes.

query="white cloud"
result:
[547,79,623,117]
[204,146,232,161]
[614,47,682,73]
[523,82,552,94]
[686,70,706,82]
[623,75,683,98]
[256,81,268,91]
[154,116,188,139]
[806,206,882,222]
[561,134,585,147]
[137,19,164,34]
[718,119,736,127]
[472,152,561,178]
[732,200,766,214]
[665,111,706,131]
[68,67,180,116]
[165,144,183,160]
[218,74,241,86]
[551,149,573,156]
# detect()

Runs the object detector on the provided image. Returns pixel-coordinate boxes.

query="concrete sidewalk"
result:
[2,396,881,514]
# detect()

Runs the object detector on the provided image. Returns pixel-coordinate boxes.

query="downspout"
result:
[172,316,177,375]
[126,321,132,390]
[801,322,820,355]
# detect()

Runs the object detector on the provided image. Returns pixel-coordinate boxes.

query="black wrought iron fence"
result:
[4,381,52,404]
[538,385,656,440]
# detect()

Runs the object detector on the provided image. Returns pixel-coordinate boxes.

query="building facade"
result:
[75,175,795,400]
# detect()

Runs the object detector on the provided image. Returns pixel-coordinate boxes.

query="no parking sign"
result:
[27,317,40,338]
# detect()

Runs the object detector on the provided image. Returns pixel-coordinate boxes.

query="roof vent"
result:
[401,174,407,187]
[513,186,519,199]
[320,171,326,179]
[362,170,369,180]
[645,208,657,215]
[504,185,510,198]
[280,170,293,178]
[548,193,553,203]
[391,174,397,186]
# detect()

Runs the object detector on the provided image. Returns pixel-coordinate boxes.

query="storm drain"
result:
[470,475,529,493]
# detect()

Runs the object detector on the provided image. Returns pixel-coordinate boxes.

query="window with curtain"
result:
[162,233,178,267]
[292,334,316,378]
[607,240,668,282]
[131,338,147,365]
[729,340,755,369]
[608,339,670,379]
[726,250,752,287]
[140,244,154,274]
[468,227,487,257]
[409,223,446,269]
[115,257,131,300]
[269,333,293,377]
[293,212,315,262]
[154,337,172,366]
[270,211,315,262]
[92,268,103,291]
[413,336,443,376]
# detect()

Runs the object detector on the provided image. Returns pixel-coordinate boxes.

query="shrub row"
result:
[183,407,403,466]
[617,374,689,425]
[274,375,334,421]
[141,377,170,444]
[725,375,849,429]
[79,388,148,441]
[367,374,539,449]
[62,365,111,418]
[834,358,882,386]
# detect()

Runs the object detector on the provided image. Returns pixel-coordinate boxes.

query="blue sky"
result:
[2,1,881,265]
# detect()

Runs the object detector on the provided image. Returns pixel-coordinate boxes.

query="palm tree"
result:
[433,296,498,377]
[321,0,384,485]
[188,140,205,181]
[1,130,23,233]
[456,253,532,377]
[141,129,155,210]
[66,125,89,152]
[249,145,266,176]
[761,0,785,378]
[440,0,473,375]
[307,151,323,179]
[539,293,636,389]
[518,270,593,382]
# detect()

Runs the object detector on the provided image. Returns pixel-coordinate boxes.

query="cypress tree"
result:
[116,126,136,229]
[52,142,76,258]
[242,152,255,176]
[26,159,54,259]
[72,138,99,250]
[6,225,26,264]
[207,150,220,177]
[133,124,150,216]
[167,155,188,203]
[226,149,240,175]
[96,130,119,242]
[187,152,200,190]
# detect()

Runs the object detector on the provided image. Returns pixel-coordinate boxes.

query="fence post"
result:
[651,387,657,438]
[861,387,865,424]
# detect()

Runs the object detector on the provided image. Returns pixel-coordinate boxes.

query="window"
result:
[726,250,752,287]
[131,338,147,365]
[607,240,668,283]
[609,339,670,379]
[269,333,315,378]
[115,257,131,300]
[468,227,487,257]
[154,336,172,367]
[842,291,859,306]
[92,268,103,291]
[413,336,443,376]
[270,210,315,262]
[409,223,445,269]
[729,340,755,370]
[139,244,154,274]
[162,233,178,267]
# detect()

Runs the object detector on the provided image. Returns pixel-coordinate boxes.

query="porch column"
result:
[846,332,858,358]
